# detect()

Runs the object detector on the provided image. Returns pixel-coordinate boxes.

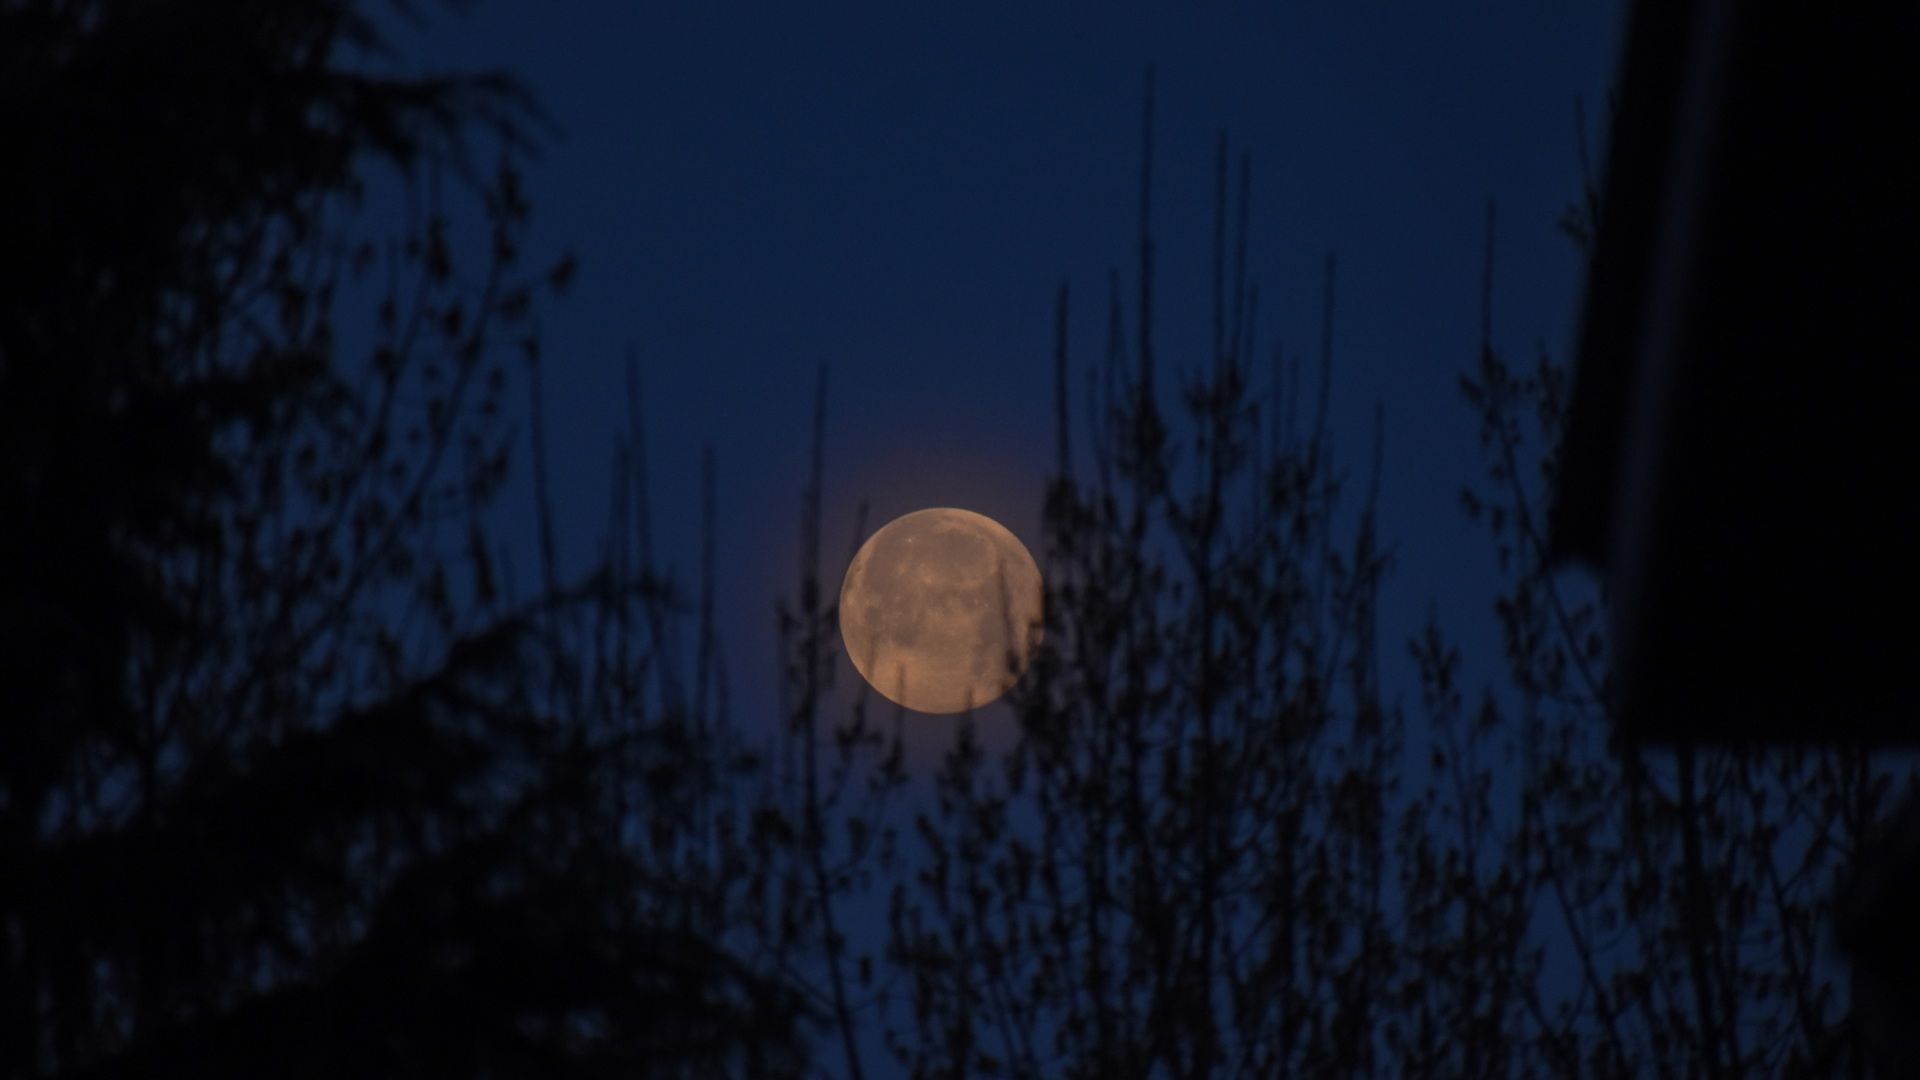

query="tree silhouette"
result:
[14,8,1910,1073]
[1,2,800,1075]
[1447,170,1907,1078]
[769,89,1918,1077]
[881,113,1408,1079]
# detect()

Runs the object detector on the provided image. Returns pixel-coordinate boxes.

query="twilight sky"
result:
[383,2,1626,734]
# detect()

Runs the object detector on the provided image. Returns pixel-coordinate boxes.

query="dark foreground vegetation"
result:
[3,3,1910,1076]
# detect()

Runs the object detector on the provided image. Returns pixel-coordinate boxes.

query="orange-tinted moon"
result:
[838,507,1043,715]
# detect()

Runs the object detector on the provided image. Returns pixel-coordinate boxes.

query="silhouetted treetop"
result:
[2,3,800,1076]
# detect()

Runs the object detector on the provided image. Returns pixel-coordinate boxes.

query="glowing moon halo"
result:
[838,507,1043,715]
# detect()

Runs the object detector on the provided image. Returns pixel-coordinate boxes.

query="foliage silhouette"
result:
[1,2,800,1075]
[759,85,1917,1078]
[11,7,1914,1074]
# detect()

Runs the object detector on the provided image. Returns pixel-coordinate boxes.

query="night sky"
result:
[18,3,1920,1073]
[386,2,1625,741]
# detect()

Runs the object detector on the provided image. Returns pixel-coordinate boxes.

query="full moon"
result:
[838,507,1044,715]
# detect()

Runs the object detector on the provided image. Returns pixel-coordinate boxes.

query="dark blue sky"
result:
[386,2,1625,734]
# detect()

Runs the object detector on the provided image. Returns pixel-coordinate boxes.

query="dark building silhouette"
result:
[1553,2,1917,1072]
[1553,1,1916,747]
